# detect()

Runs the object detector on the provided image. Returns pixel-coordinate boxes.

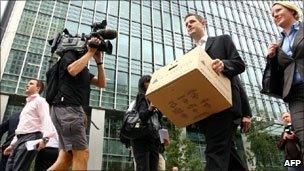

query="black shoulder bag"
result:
[120,99,152,140]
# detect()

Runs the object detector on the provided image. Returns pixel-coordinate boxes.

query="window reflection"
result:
[131,3,140,22]
[165,45,174,64]
[66,20,78,35]
[142,40,152,63]
[210,2,219,16]
[163,12,172,30]
[217,4,226,18]
[118,56,129,73]
[83,1,94,10]
[105,69,115,92]
[120,19,129,34]
[153,9,162,28]
[142,6,151,25]
[108,1,118,16]
[118,34,129,57]
[68,5,81,21]
[239,36,249,52]
[117,71,128,94]
[78,24,91,35]
[225,7,233,21]
[120,1,130,19]
[154,42,164,65]
[143,25,152,40]
[202,1,211,14]
[96,1,107,13]
[172,15,181,33]
[131,74,140,96]
[130,37,141,60]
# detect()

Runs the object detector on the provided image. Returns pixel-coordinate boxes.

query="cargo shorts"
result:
[50,106,87,151]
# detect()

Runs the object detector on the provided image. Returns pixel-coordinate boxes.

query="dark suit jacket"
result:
[270,22,304,99]
[0,112,20,147]
[205,35,246,117]
[187,35,246,132]
[236,77,252,116]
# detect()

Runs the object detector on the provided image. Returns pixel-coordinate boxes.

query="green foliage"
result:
[164,122,203,170]
[246,118,284,170]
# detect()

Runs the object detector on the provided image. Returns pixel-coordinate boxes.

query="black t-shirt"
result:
[53,51,94,106]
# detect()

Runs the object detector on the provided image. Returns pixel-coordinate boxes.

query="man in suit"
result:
[0,111,21,170]
[229,78,252,171]
[1,110,59,171]
[184,13,245,170]
[267,2,304,157]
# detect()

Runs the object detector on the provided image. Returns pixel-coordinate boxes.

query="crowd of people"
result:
[0,1,303,171]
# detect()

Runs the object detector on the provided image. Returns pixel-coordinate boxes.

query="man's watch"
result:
[42,137,49,144]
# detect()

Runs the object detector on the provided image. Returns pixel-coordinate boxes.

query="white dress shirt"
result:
[195,34,208,50]
[10,94,57,146]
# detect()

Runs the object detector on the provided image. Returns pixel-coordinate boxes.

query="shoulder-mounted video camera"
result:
[284,123,293,135]
[48,20,117,57]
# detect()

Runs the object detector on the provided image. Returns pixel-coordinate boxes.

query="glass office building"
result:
[1,0,302,169]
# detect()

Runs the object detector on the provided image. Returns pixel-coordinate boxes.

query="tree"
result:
[164,122,203,170]
[245,118,285,171]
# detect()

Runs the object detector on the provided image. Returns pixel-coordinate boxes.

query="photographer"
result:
[277,112,302,171]
[48,37,106,170]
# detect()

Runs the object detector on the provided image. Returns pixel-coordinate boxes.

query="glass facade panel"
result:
[130,36,141,60]
[67,5,81,21]
[108,1,118,16]
[164,45,174,64]
[96,1,107,13]
[117,72,128,94]
[78,24,91,35]
[153,9,162,28]
[142,6,151,25]
[118,34,129,57]
[154,42,164,65]
[163,12,172,30]
[131,3,140,23]
[66,20,79,35]
[142,40,152,63]
[81,9,93,25]
[83,1,95,10]
[131,74,140,96]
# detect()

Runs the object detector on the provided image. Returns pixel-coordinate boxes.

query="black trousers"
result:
[0,148,9,171]
[199,111,234,171]
[228,124,247,171]
[286,83,304,159]
[5,132,42,171]
[34,147,59,171]
[132,137,160,171]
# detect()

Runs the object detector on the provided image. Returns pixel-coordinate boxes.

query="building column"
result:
[0,1,26,79]
[0,94,10,122]
[88,108,105,170]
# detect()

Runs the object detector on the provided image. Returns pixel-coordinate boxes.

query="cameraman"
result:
[277,112,302,171]
[48,37,106,170]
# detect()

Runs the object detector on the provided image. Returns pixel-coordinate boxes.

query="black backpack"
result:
[46,58,62,104]
[119,101,152,140]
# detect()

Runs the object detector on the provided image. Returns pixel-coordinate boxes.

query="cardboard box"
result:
[146,47,232,127]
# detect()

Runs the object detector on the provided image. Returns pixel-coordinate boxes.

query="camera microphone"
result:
[94,29,118,40]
